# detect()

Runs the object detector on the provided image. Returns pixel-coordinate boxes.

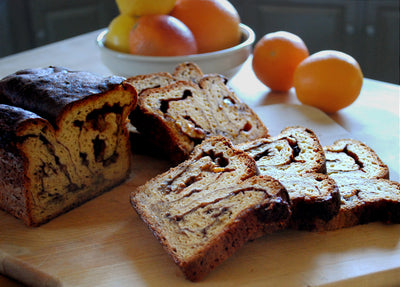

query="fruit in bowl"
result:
[97,23,255,78]
[128,14,197,56]
[99,0,253,78]
[105,0,242,56]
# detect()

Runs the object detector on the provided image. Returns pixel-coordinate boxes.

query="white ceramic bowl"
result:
[96,23,255,78]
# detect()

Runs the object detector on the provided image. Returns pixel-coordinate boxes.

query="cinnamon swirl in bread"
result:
[126,62,269,162]
[130,136,291,281]
[314,139,399,230]
[0,67,137,226]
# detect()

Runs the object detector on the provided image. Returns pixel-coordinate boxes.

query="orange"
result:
[293,50,363,113]
[170,0,241,53]
[252,31,309,92]
[128,15,197,56]
[105,14,138,53]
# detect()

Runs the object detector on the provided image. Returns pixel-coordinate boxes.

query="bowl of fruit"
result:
[97,0,255,78]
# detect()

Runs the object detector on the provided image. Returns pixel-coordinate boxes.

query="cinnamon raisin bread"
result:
[312,178,400,231]
[237,126,326,178]
[324,139,389,179]
[0,66,137,226]
[130,136,291,281]
[313,139,399,230]
[279,173,340,230]
[126,62,269,162]
[237,127,342,229]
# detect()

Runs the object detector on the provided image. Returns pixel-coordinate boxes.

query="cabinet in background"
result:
[231,0,399,84]
[0,0,118,58]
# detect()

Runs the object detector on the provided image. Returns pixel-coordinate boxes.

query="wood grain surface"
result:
[0,104,399,287]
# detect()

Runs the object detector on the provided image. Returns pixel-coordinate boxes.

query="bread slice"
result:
[314,139,399,230]
[126,62,269,162]
[0,66,137,226]
[172,61,204,83]
[324,138,389,179]
[312,177,400,231]
[130,136,291,281]
[279,173,340,230]
[237,126,342,229]
[237,126,326,178]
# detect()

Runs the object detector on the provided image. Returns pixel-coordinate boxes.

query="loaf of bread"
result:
[0,66,137,226]
[313,139,399,230]
[126,62,269,162]
[130,136,291,281]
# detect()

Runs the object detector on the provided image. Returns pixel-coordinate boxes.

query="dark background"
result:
[0,0,398,84]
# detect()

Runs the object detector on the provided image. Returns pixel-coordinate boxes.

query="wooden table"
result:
[0,30,399,287]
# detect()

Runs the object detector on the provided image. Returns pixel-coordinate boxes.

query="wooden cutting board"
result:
[1,104,399,287]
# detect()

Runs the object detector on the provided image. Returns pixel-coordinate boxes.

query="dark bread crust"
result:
[0,67,137,226]
[130,136,291,281]
[0,66,126,126]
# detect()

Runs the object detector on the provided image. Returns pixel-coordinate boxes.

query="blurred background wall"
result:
[0,0,398,84]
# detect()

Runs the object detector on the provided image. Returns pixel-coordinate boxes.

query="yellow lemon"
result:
[105,14,138,53]
[116,0,177,16]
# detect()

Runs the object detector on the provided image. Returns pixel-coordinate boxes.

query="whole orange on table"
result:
[128,14,197,56]
[252,31,309,92]
[170,0,241,53]
[294,50,363,113]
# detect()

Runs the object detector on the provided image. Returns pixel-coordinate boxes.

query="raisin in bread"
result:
[237,126,341,229]
[126,62,269,162]
[313,139,399,230]
[130,136,291,281]
[0,67,137,226]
